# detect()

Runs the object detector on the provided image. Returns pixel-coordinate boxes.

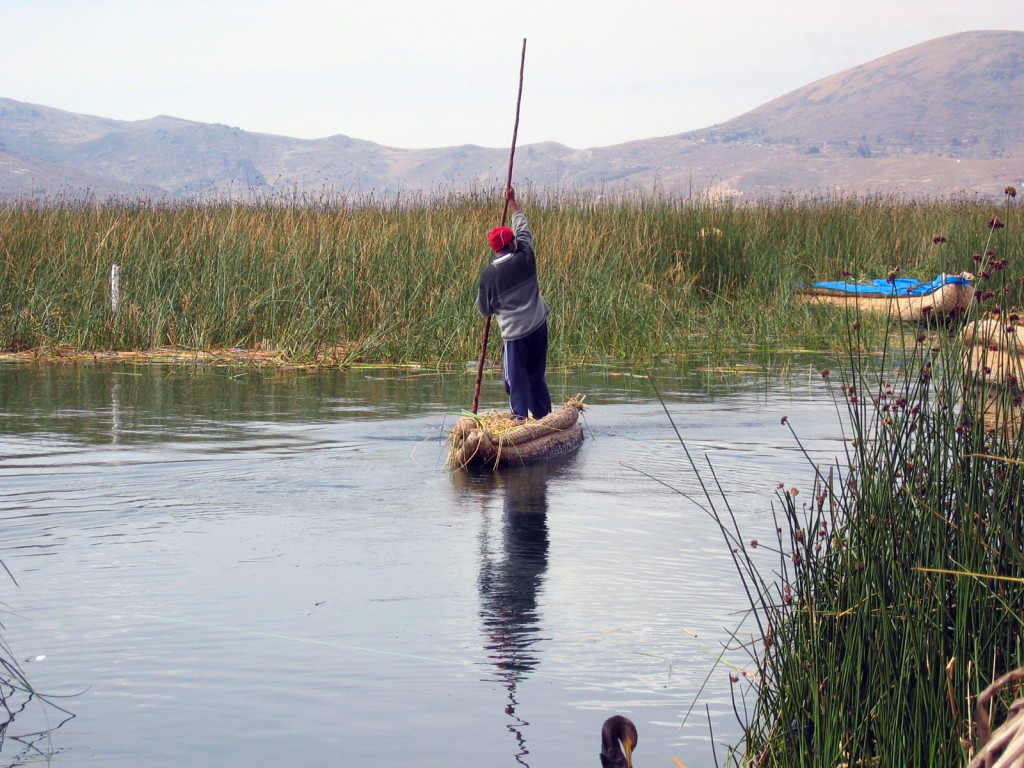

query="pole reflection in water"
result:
[457,454,579,768]
[110,379,122,444]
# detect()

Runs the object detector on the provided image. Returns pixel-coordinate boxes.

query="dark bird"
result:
[600,715,638,768]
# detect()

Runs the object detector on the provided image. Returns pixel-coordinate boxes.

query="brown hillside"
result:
[716,29,1024,159]
[1,30,1023,201]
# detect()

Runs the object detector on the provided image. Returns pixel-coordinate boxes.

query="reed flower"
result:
[988,216,1005,229]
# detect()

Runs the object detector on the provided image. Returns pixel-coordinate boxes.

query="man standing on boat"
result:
[477,186,552,422]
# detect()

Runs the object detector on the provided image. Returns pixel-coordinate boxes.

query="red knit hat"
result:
[488,226,515,252]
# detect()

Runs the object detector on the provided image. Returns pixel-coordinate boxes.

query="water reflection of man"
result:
[475,461,560,767]
[479,465,550,678]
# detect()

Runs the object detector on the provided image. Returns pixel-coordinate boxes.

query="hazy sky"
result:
[4,1,1024,149]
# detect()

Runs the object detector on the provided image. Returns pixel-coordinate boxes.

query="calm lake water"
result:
[0,361,848,767]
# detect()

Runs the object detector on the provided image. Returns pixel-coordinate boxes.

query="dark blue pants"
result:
[503,322,552,420]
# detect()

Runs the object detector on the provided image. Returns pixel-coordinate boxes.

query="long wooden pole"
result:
[472,38,527,414]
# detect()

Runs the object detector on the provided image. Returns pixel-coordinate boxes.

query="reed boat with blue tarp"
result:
[796,272,975,322]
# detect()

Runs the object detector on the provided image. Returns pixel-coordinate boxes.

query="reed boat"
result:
[959,317,1024,436]
[796,272,974,322]
[447,398,585,470]
[959,317,1024,387]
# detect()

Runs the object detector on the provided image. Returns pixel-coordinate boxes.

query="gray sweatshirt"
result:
[476,210,551,340]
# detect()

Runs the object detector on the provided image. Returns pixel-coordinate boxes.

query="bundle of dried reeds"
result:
[970,668,1024,768]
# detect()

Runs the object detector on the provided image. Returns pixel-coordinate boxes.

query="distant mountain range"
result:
[2,30,1023,203]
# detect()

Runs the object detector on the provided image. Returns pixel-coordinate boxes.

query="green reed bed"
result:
[691,195,1024,766]
[0,192,1021,365]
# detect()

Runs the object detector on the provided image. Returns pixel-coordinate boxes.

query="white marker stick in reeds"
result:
[110,263,121,312]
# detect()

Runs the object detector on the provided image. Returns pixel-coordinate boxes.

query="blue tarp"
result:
[810,274,970,296]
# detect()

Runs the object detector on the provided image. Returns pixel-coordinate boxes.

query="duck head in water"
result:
[600,715,638,768]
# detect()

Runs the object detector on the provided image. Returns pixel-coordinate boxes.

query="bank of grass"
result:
[681,191,1024,766]
[1,191,1019,366]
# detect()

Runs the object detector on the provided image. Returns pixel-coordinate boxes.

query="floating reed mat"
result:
[447,397,585,470]
[0,344,360,369]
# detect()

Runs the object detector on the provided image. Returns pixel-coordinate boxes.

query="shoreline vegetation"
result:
[1,191,1019,368]
[4,190,1024,766]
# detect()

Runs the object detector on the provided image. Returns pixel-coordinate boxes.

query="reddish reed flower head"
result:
[932,235,947,244]
[1006,186,1017,198]
[988,216,1005,229]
